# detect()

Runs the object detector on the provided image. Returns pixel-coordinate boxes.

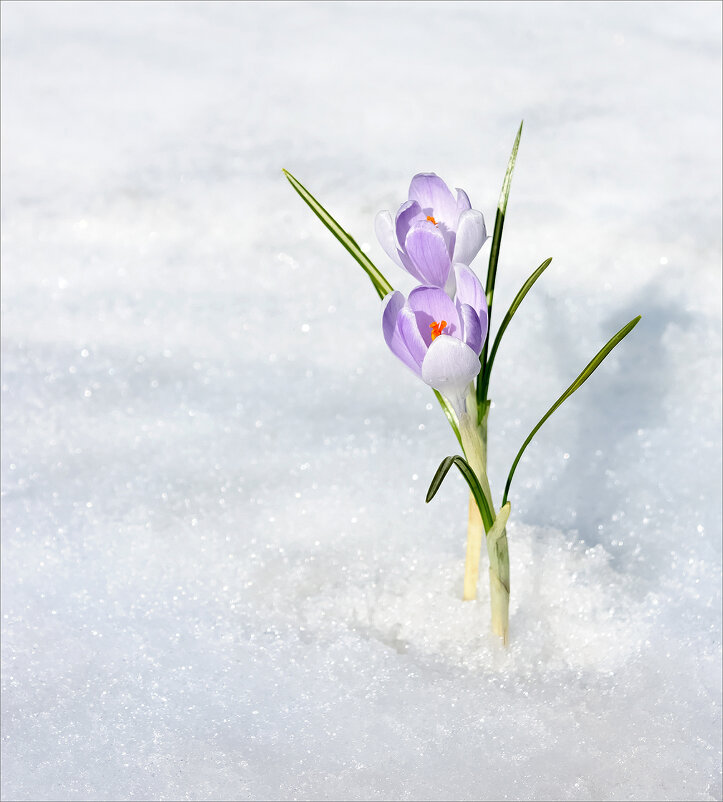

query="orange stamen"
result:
[426,215,437,225]
[429,320,447,341]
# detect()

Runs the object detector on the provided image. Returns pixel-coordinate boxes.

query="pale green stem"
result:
[458,397,492,602]
[464,493,484,602]
[458,392,510,644]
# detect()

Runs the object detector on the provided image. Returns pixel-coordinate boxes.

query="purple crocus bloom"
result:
[375,173,488,290]
[382,264,489,413]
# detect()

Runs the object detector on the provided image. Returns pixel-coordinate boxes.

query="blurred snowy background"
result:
[2,1,721,800]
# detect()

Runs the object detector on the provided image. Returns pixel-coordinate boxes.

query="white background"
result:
[2,2,721,799]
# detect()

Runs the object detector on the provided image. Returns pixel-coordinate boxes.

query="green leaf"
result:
[478,257,552,401]
[283,168,394,300]
[478,121,523,406]
[502,315,642,505]
[426,455,495,531]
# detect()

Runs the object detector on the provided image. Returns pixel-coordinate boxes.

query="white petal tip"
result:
[421,336,481,398]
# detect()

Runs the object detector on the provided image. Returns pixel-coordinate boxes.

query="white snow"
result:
[1,2,721,800]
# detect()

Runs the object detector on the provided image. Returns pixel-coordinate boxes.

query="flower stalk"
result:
[464,492,484,601]
[458,394,510,643]
[458,394,489,601]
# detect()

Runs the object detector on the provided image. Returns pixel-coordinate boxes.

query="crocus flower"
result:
[375,173,488,290]
[382,263,489,414]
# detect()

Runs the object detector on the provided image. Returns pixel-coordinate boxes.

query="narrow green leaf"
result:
[478,257,552,401]
[502,315,642,505]
[478,121,523,406]
[426,456,455,503]
[283,168,394,300]
[433,390,463,450]
[426,455,495,531]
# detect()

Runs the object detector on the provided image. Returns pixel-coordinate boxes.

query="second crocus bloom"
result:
[375,173,488,290]
[382,264,489,415]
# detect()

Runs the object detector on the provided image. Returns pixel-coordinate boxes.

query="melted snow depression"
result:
[1,2,721,800]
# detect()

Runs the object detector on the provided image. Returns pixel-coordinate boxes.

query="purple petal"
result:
[459,303,483,356]
[407,285,461,346]
[408,173,458,230]
[454,264,489,348]
[456,188,472,216]
[375,211,404,268]
[397,249,426,283]
[404,221,452,288]
[478,305,488,350]
[453,263,487,321]
[395,199,424,250]
[443,268,457,299]
[421,335,482,403]
[397,306,428,370]
[453,209,487,266]
[394,201,427,282]
[478,304,488,348]
[381,291,423,377]
[382,291,405,347]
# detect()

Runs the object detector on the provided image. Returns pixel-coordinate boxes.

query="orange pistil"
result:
[426,215,437,225]
[429,320,447,341]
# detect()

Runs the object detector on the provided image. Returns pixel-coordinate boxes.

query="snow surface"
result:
[1,2,721,800]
